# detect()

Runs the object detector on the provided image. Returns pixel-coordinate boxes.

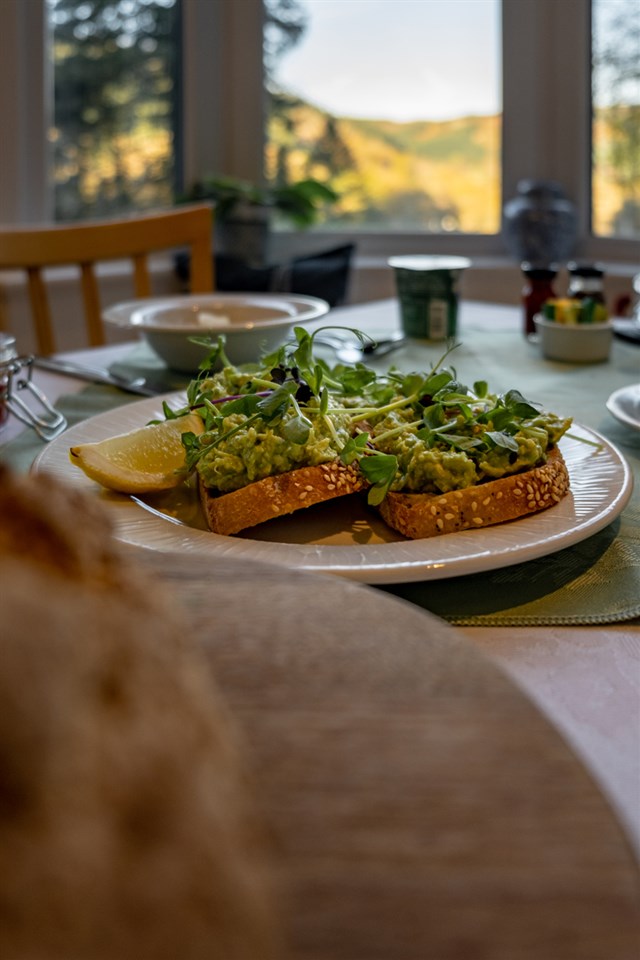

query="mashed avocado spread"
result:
[371,409,571,494]
[174,333,572,503]
[197,401,352,492]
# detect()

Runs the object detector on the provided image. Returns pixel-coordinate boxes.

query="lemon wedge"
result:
[69,413,204,493]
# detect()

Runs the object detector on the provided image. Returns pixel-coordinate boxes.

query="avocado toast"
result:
[163,327,572,538]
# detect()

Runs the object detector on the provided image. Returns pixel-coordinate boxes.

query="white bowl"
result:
[533,314,613,363]
[103,293,330,372]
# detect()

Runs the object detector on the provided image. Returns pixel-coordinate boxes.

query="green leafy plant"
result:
[182,174,338,228]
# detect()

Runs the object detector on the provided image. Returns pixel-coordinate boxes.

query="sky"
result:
[272,0,501,123]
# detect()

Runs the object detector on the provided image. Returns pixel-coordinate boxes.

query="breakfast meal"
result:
[0,465,282,959]
[70,327,573,538]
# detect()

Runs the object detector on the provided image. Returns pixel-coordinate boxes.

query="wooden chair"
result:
[0,204,214,354]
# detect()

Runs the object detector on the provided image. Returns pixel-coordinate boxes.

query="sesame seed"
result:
[472,517,483,525]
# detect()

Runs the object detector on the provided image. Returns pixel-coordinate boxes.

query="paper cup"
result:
[388,256,471,340]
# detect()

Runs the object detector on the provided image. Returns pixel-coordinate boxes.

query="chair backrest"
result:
[0,204,214,354]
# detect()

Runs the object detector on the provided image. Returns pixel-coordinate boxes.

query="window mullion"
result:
[183,0,265,190]
[0,0,50,223]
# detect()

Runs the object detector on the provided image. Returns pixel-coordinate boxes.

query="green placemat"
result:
[108,342,191,394]
[383,505,640,625]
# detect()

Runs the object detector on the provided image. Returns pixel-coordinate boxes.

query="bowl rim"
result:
[387,255,471,271]
[102,293,330,332]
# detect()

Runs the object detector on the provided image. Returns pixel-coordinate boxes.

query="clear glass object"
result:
[567,262,606,304]
[521,263,558,340]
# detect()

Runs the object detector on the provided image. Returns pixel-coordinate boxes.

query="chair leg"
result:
[133,254,152,298]
[27,268,55,355]
[80,264,106,347]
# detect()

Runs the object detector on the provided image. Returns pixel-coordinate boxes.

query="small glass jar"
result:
[0,335,66,439]
[567,262,606,304]
[0,332,17,430]
[521,262,558,339]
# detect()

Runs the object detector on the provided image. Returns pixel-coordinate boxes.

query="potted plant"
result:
[181,175,338,265]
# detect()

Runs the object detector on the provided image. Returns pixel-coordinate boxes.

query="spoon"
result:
[335,335,406,364]
[314,333,406,364]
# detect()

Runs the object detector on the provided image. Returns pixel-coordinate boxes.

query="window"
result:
[0,0,637,267]
[47,0,182,221]
[265,0,501,235]
[591,0,640,239]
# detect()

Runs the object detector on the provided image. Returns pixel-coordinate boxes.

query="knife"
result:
[31,356,158,396]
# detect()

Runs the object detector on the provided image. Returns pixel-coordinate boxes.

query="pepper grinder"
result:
[521,262,558,339]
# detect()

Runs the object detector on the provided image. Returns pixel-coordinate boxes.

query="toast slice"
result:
[377,447,570,539]
[199,458,367,536]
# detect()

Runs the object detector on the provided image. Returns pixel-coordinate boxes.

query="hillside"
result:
[267,98,637,237]
[266,99,501,233]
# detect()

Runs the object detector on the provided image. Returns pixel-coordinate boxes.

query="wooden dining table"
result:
[2,297,639,957]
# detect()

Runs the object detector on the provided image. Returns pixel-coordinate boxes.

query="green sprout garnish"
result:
[165,327,571,507]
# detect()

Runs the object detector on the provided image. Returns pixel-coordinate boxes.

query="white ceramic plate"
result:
[32,395,633,584]
[606,383,640,432]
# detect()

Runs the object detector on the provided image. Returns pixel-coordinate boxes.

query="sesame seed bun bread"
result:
[199,458,367,536]
[377,446,570,539]
[0,465,282,960]
[198,448,570,540]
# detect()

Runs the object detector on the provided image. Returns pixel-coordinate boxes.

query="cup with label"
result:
[388,256,471,340]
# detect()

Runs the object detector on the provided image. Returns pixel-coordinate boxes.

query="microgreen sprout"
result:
[168,328,571,504]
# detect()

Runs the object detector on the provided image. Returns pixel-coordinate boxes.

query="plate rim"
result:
[32,394,634,585]
[606,383,640,432]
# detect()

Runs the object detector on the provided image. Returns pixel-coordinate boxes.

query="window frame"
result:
[0,0,637,267]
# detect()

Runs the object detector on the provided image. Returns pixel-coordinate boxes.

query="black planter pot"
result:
[215,203,271,267]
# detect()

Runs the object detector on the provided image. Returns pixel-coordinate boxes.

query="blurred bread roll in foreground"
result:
[0,465,282,960]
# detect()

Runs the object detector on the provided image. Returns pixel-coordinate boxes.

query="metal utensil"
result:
[314,333,406,363]
[31,356,157,396]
